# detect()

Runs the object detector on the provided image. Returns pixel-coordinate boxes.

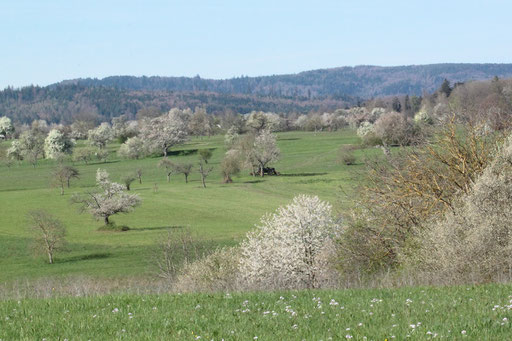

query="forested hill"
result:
[62,63,512,98]
[2,63,512,124]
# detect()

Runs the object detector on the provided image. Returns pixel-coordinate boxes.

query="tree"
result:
[27,210,67,264]
[88,123,112,149]
[112,114,136,143]
[221,150,241,183]
[19,130,45,167]
[0,116,14,139]
[118,137,146,159]
[239,195,338,289]
[391,97,402,112]
[198,159,213,188]
[373,112,420,146]
[120,174,136,191]
[188,107,212,137]
[7,140,23,161]
[252,130,280,176]
[72,147,95,164]
[44,129,75,159]
[136,168,143,184]
[246,111,281,133]
[52,165,79,195]
[158,157,175,183]
[198,149,212,164]
[70,120,95,140]
[439,78,452,97]
[71,169,141,226]
[140,109,188,156]
[175,163,193,183]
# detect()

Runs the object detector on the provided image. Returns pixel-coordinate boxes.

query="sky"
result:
[1,0,511,88]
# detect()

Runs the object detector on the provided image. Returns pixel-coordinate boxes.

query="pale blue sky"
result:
[1,0,511,88]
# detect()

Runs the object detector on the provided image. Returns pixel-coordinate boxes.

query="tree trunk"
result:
[259,165,264,177]
[201,175,206,188]
[48,252,53,264]
[138,177,142,184]
[163,146,168,157]
[104,216,110,225]
[126,184,130,191]
[60,185,64,195]
[67,178,70,188]
[185,174,188,183]
[167,173,170,183]
[223,175,232,183]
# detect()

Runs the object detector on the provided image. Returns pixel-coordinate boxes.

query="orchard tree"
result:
[252,130,280,176]
[188,107,212,137]
[0,116,14,139]
[136,168,143,184]
[158,157,176,183]
[198,149,212,164]
[71,169,141,226]
[240,195,338,289]
[44,129,75,159]
[70,120,95,140]
[19,130,45,167]
[88,123,112,149]
[7,140,23,161]
[120,174,136,191]
[221,150,241,183]
[118,137,146,159]
[141,109,188,156]
[198,159,213,188]
[175,163,193,183]
[72,147,95,164]
[246,111,280,133]
[28,210,67,264]
[52,165,80,195]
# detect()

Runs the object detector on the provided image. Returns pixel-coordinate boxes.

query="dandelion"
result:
[410,324,416,329]
[112,308,119,313]
[461,330,467,335]
[358,323,363,327]
[345,335,353,339]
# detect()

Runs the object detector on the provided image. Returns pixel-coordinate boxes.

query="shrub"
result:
[373,112,419,146]
[174,247,241,292]
[409,134,512,283]
[338,145,357,165]
[338,120,501,276]
[239,195,340,289]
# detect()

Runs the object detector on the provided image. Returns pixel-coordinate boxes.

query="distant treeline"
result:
[3,63,512,124]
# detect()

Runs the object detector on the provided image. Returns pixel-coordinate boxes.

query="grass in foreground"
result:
[1,283,512,340]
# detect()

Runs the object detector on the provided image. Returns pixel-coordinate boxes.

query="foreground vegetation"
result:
[2,283,512,340]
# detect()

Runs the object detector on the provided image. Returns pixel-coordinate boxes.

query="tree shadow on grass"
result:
[279,172,328,177]
[58,253,111,263]
[243,179,265,184]
[278,137,301,141]
[131,225,185,232]
[167,147,217,157]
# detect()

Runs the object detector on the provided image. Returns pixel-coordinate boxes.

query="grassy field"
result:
[1,283,512,340]
[0,130,371,282]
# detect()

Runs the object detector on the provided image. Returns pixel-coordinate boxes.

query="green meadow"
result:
[1,283,512,340]
[0,130,367,282]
